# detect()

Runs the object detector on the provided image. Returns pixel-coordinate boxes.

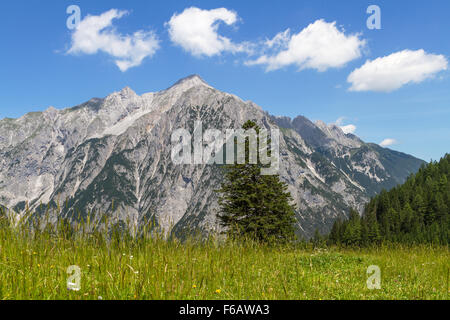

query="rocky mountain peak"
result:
[43,106,59,121]
[44,106,58,115]
[118,86,137,98]
[166,74,212,93]
[314,120,362,149]
[105,86,138,102]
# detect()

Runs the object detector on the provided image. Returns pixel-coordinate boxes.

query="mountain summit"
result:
[0,76,424,238]
[168,74,211,90]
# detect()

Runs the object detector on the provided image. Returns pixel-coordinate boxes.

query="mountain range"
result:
[0,75,425,238]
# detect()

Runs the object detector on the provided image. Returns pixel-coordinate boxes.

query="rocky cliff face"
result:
[0,75,425,238]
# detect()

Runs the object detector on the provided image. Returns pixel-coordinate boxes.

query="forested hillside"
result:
[327,154,449,245]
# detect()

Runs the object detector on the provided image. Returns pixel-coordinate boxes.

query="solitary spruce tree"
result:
[216,120,297,244]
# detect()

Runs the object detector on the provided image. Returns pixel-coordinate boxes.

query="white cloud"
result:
[335,117,356,134]
[348,49,448,92]
[340,124,357,134]
[166,7,250,57]
[264,29,291,49]
[379,138,397,147]
[246,20,366,72]
[67,9,160,72]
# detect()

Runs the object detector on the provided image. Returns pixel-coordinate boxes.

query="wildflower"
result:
[192,284,197,289]
[215,289,221,294]
[98,296,103,300]
[37,264,41,268]
[130,255,134,259]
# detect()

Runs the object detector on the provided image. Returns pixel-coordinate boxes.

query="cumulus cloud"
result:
[340,124,357,134]
[264,29,291,49]
[348,49,448,92]
[67,9,160,72]
[335,117,356,134]
[166,7,251,57]
[246,20,366,72]
[379,138,397,147]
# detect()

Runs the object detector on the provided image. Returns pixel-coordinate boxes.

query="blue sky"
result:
[0,0,449,161]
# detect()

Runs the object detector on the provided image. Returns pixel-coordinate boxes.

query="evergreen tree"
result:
[216,120,297,244]
[412,193,426,225]
[400,203,414,234]
[360,220,369,246]
[328,218,343,245]
[312,229,324,247]
[342,209,362,246]
[366,211,381,244]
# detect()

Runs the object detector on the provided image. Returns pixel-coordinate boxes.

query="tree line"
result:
[325,154,449,246]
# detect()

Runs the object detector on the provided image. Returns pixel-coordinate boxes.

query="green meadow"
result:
[0,213,448,300]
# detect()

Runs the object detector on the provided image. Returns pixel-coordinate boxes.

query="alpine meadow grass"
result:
[0,208,448,300]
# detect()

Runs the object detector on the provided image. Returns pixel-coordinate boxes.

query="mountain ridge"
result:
[0,75,425,238]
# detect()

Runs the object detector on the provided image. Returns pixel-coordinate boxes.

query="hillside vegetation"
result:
[327,154,449,246]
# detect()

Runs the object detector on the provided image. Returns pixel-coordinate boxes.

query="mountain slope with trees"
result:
[327,154,449,245]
